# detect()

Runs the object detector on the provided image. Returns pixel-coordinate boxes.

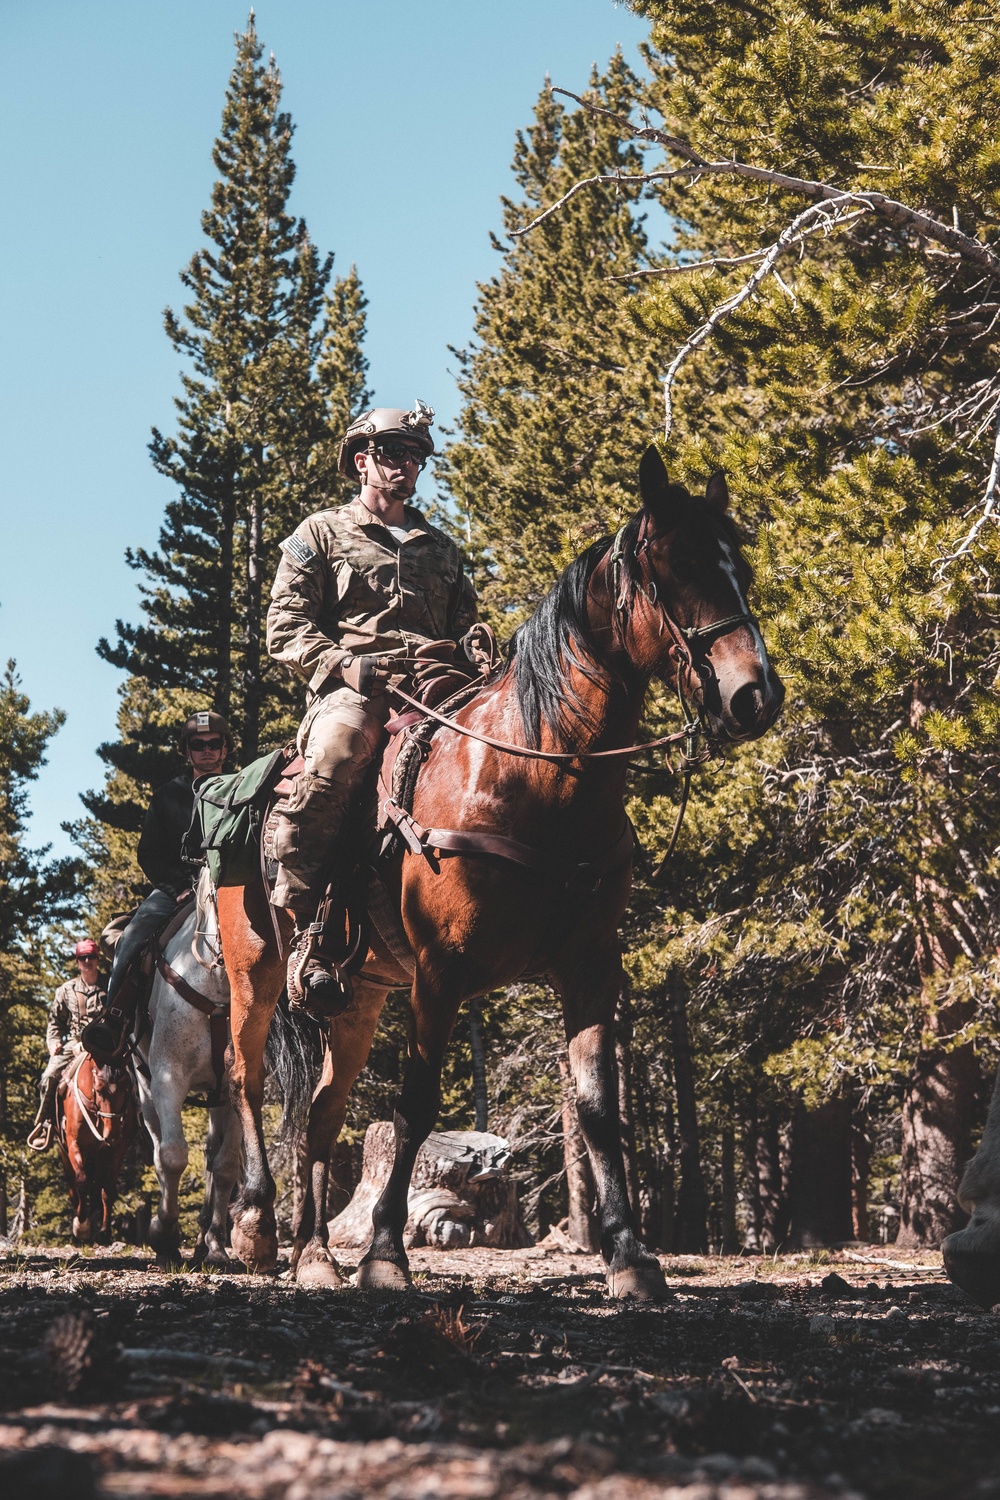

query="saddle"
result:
[189,620,633,980]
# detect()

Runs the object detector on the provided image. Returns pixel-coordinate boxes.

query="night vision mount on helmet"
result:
[337,399,436,478]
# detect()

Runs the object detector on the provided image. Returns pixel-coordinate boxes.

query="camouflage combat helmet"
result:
[337,399,436,478]
[179,710,233,754]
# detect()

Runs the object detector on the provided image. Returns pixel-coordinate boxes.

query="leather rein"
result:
[67,1053,129,1144]
[389,519,752,768]
[380,521,754,888]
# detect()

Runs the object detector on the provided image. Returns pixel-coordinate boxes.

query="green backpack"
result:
[188,748,288,887]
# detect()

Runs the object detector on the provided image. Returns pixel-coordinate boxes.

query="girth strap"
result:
[381,798,634,891]
[155,953,230,1104]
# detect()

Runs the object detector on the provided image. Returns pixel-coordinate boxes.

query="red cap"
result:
[74,939,99,958]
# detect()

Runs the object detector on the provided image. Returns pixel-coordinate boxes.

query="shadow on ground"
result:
[0,1244,997,1498]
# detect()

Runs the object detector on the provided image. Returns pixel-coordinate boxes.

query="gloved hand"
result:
[411,639,475,707]
[341,654,395,698]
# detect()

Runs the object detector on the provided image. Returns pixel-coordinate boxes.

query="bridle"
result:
[387,518,754,771]
[382,516,759,883]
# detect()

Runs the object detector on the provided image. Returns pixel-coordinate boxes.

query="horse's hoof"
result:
[155,1250,184,1271]
[198,1246,231,1270]
[356,1259,411,1291]
[942,1236,1000,1309]
[231,1209,278,1274]
[297,1255,345,1290]
[607,1260,669,1302]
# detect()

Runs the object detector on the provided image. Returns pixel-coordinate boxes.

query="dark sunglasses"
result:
[374,440,424,467]
[189,736,224,752]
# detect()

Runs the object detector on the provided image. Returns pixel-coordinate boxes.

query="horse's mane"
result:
[503,513,644,751]
[504,498,748,750]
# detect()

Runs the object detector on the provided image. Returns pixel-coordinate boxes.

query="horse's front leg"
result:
[555,947,667,1302]
[143,1076,188,1267]
[357,977,459,1290]
[219,885,284,1273]
[292,980,388,1288]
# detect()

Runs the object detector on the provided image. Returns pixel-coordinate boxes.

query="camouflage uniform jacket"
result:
[46,978,106,1052]
[267,498,477,697]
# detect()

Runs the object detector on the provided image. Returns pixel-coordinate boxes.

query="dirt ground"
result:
[0,1242,997,1499]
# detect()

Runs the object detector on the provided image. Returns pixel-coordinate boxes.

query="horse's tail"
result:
[264,990,325,1152]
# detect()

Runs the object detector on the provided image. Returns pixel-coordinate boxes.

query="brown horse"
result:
[217,446,784,1297]
[57,1052,137,1244]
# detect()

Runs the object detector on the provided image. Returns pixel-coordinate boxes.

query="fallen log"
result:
[327,1122,532,1250]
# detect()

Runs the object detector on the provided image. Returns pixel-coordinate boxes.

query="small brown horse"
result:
[57,1052,137,1244]
[218,446,784,1297]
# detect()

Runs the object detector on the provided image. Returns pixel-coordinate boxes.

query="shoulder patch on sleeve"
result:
[282,534,319,570]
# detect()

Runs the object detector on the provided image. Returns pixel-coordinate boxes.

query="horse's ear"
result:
[705,470,730,512]
[639,445,681,529]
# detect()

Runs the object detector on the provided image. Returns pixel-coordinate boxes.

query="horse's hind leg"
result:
[292,980,388,1289]
[554,947,667,1302]
[357,979,460,1291]
[195,1103,243,1268]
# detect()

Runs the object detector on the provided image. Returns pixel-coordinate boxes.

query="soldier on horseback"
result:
[266,399,478,1016]
[28,939,106,1151]
[81,711,232,1061]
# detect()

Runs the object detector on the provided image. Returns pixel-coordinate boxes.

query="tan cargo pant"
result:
[271,685,391,915]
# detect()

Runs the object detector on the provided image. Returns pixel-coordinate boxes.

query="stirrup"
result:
[287,924,353,1019]
[27,1119,53,1153]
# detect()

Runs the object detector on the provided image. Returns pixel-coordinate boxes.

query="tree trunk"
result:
[468,999,488,1133]
[559,1055,598,1251]
[668,972,708,1253]
[789,1097,854,1248]
[898,683,981,1245]
[720,1087,739,1254]
[745,1106,790,1253]
[242,467,263,760]
[852,1112,871,1242]
[897,1041,977,1245]
[216,459,237,719]
[616,999,639,1218]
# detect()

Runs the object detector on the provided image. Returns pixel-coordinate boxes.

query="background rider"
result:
[28,938,106,1151]
[81,711,231,1060]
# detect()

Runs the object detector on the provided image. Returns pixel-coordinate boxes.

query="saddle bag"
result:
[186,747,289,886]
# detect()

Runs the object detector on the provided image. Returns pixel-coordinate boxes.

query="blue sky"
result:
[1,0,651,859]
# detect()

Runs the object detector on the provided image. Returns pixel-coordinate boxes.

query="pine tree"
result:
[83,14,368,905]
[0,660,81,1236]
[440,55,664,624]
[613,0,1000,1244]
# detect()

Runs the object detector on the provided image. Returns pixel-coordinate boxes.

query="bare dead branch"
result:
[935,400,1000,569]
[606,209,868,282]
[545,87,1000,281]
[662,197,865,436]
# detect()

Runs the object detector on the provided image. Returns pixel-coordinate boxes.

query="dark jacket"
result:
[137,773,196,896]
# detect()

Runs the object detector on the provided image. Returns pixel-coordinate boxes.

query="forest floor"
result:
[0,1242,997,1499]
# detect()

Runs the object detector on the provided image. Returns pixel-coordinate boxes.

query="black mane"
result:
[505,513,646,751]
[504,497,749,750]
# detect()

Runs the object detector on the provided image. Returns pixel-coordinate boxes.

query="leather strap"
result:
[388,684,691,764]
[381,796,634,890]
[155,953,229,1102]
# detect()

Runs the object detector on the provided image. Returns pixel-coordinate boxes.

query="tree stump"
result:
[327,1122,532,1250]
